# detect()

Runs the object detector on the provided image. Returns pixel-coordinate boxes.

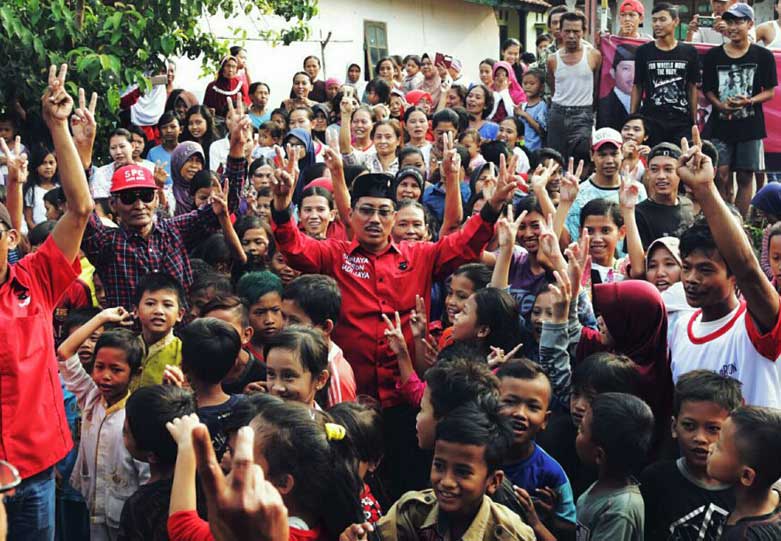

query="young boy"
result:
[575,392,654,540]
[56,309,149,541]
[707,405,781,539]
[343,404,536,541]
[252,121,282,161]
[517,69,548,152]
[641,369,743,540]
[179,317,246,460]
[187,271,232,322]
[236,270,285,360]
[146,110,180,185]
[201,294,266,394]
[131,272,185,391]
[281,274,356,406]
[119,385,196,540]
[497,360,577,537]
[62,307,102,369]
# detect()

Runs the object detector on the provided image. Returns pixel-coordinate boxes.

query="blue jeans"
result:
[6,467,55,541]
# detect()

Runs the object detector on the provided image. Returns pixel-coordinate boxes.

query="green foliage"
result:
[0,0,317,151]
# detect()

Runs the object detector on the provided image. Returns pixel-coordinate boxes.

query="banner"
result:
[598,34,781,169]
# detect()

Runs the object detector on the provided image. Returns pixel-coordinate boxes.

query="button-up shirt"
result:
[82,157,246,308]
[272,205,497,407]
[0,236,80,478]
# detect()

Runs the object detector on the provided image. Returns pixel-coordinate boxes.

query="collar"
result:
[105,390,131,414]
[423,496,492,541]
[141,330,177,357]
[328,341,343,362]
[346,237,401,256]
[1,262,30,299]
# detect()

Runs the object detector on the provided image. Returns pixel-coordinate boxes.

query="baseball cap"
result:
[591,128,623,150]
[723,2,754,20]
[0,203,12,230]
[647,142,682,162]
[646,237,682,267]
[110,164,157,193]
[619,0,644,16]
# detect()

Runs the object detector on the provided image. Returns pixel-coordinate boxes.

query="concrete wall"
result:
[173,0,500,104]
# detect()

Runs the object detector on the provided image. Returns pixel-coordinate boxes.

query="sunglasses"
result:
[356,205,394,219]
[117,190,155,205]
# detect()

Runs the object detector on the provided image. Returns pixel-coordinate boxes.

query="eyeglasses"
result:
[117,190,155,205]
[356,205,395,219]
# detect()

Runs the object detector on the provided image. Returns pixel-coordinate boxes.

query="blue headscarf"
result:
[752,183,781,219]
[283,128,316,206]
[171,141,205,216]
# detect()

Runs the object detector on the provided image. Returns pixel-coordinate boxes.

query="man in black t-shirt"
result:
[631,2,700,146]
[702,2,778,218]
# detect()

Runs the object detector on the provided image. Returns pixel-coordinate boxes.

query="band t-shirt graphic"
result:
[717,64,756,120]
[634,42,701,120]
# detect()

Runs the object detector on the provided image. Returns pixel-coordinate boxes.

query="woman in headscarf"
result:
[419,53,442,108]
[282,128,316,207]
[344,63,367,97]
[171,141,205,216]
[575,280,673,439]
[203,56,246,126]
[489,61,527,123]
[164,89,199,123]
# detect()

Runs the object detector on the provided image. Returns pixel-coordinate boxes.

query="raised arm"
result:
[57,307,132,360]
[619,172,646,278]
[167,414,201,517]
[679,128,780,333]
[211,177,247,265]
[439,133,464,237]
[553,158,582,241]
[490,205,525,289]
[324,130,354,238]
[0,136,27,232]
[45,66,95,262]
[339,97,355,156]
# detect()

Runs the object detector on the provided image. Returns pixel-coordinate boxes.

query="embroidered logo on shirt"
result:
[341,254,371,280]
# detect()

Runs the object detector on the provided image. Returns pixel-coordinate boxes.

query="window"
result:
[364,21,388,79]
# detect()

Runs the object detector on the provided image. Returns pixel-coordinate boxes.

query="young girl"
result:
[479,58,497,87]
[497,117,531,174]
[398,146,427,175]
[517,70,548,152]
[490,61,526,123]
[645,236,682,293]
[57,309,149,541]
[167,400,364,541]
[580,198,631,286]
[181,105,217,168]
[442,263,493,333]
[403,55,424,92]
[450,287,523,356]
[767,222,781,294]
[329,401,385,524]
[24,145,59,229]
[264,326,331,410]
[403,107,432,161]
[458,128,485,172]
[388,91,405,123]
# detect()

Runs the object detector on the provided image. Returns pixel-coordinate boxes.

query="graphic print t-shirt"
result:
[635,42,701,120]
[702,44,777,142]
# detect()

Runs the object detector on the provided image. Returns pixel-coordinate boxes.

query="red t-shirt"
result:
[167,511,322,541]
[0,236,80,478]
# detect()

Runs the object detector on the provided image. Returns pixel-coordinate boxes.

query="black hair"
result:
[572,352,640,396]
[547,5,569,27]
[370,119,402,144]
[453,144,470,172]
[522,68,545,86]
[467,84,495,120]
[188,169,216,196]
[28,220,57,247]
[502,38,522,53]
[514,194,544,217]
[201,294,251,328]
[182,105,218,147]
[262,325,329,384]
[93,328,144,374]
[235,214,275,254]
[536,33,553,46]
[343,165,369,190]
[290,105,314,121]
[701,139,719,168]
[533,147,565,170]
[397,199,437,240]
[621,112,650,138]
[480,140,511,168]
[452,263,493,291]
[731,406,781,488]
[94,198,113,221]
[328,401,384,466]
[397,146,425,172]
[134,272,185,308]
[222,393,284,433]
[110,127,133,144]
[249,81,270,96]
[767,222,781,247]
[250,400,363,538]
[157,110,179,130]
[180,318,242,384]
[560,10,588,30]
[366,78,391,104]
[435,402,514,473]
[43,186,65,208]
[424,357,500,420]
[301,185,334,212]
[190,272,232,300]
[125,385,196,464]
[26,144,59,193]
[282,274,341,327]
[63,307,102,337]
[403,54,422,67]
[579,198,624,228]
[480,57,498,69]
[431,108,460,131]
[230,45,245,57]
[589,392,654,474]
[673,369,743,417]
[471,288,523,354]
[652,2,679,18]
[192,233,232,274]
[496,358,553,402]
[303,55,321,68]
[0,112,18,129]
[447,85,468,108]
[270,107,290,132]
[469,162,496,197]
[679,218,733,275]
[403,105,429,126]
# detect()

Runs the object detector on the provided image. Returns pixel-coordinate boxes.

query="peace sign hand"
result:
[71,87,98,151]
[618,170,640,210]
[559,157,582,204]
[489,153,520,211]
[529,159,559,193]
[210,178,230,216]
[42,64,74,127]
[496,203,526,249]
[153,161,168,188]
[0,136,28,185]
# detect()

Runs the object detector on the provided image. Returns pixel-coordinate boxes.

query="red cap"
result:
[620,0,644,16]
[110,164,157,193]
[304,177,334,192]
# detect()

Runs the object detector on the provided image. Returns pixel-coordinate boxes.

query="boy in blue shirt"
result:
[497,359,576,540]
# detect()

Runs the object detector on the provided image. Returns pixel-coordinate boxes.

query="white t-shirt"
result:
[669,302,781,407]
[24,185,55,226]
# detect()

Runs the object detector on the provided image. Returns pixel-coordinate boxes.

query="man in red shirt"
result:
[0,65,95,540]
[270,151,518,497]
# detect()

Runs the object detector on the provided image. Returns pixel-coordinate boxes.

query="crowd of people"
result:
[2,1,781,540]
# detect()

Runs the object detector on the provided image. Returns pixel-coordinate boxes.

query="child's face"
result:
[271,113,287,131]
[646,245,681,292]
[681,249,734,309]
[389,96,403,117]
[530,290,555,342]
[570,386,595,427]
[431,439,497,519]
[280,299,314,328]
[248,291,284,342]
[241,227,269,258]
[575,408,599,466]
[522,74,542,98]
[189,286,216,322]
[769,235,781,289]
[499,375,551,448]
[72,324,104,367]
[266,347,326,407]
[479,63,493,86]
[44,201,62,222]
[591,145,622,177]
[444,274,476,325]
[584,215,624,267]
[91,346,133,406]
[400,152,425,172]
[269,252,301,286]
[37,153,57,181]
[255,196,272,222]
[460,135,478,158]
[137,289,183,338]
[300,194,334,238]
[517,211,543,254]
[673,400,730,473]
[405,59,420,76]
[160,119,181,146]
[288,111,311,132]
[0,122,15,144]
[193,187,212,208]
[131,133,145,160]
[188,114,208,139]
[313,112,328,131]
[450,296,486,343]
[258,129,274,148]
[706,417,744,484]
[416,387,437,449]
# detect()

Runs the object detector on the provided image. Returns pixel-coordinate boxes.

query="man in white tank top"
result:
[756,3,781,48]
[546,11,602,163]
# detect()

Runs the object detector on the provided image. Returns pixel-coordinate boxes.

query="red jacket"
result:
[272,206,497,407]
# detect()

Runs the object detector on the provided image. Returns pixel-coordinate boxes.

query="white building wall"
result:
[174,0,499,106]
